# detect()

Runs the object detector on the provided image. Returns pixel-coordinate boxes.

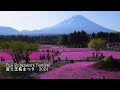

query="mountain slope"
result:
[38,15,116,34]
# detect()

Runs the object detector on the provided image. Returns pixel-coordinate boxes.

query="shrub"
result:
[94,56,120,71]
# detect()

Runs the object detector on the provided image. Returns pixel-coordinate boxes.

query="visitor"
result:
[52,56,54,60]
[3,58,5,61]
[46,50,49,52]
[48,56,50,61]
[1,57,4,61]
[52,50,53,52]
[43,55,45,59]
[66,57,68,62]
[53,60,55,65]
[39,55,41,60]
[56,50,59,55]
[93,52,95,57]
[41,55,43,60]
[100,53,103,59]
[87,57,89,61]
[58,57,61,62]
[46,54,50,60]
[56,60,58,63]
[96,54,98,58]
[0,57,2,61]
[110,55,113,58]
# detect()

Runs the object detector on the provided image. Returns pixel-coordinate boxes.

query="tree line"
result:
[0,35,59,44]
[60,31,120,47]
[91,32,120,43]
[0,31,120,47]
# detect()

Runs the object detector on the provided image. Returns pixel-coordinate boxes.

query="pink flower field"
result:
[0,47,120,61]
[101,51,120,59]
[55,50,120,60]
[36,62,120,79]
[55,51,93,60]
[0,51,55,61]
[29,52,54,60]
[0,52,12,60]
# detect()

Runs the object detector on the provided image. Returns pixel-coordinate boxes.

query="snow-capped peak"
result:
[63,15,86,24]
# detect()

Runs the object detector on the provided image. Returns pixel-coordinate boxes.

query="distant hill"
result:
[0,26,19,35]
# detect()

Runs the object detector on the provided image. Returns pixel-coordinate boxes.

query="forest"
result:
[0,31,120,47]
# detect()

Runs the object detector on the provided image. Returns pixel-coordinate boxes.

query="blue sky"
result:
[0,11,120,31]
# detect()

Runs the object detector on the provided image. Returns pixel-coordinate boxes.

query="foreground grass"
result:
[0,61,42,79]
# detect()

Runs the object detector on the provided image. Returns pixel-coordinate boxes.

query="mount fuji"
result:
[35,15,116,34]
